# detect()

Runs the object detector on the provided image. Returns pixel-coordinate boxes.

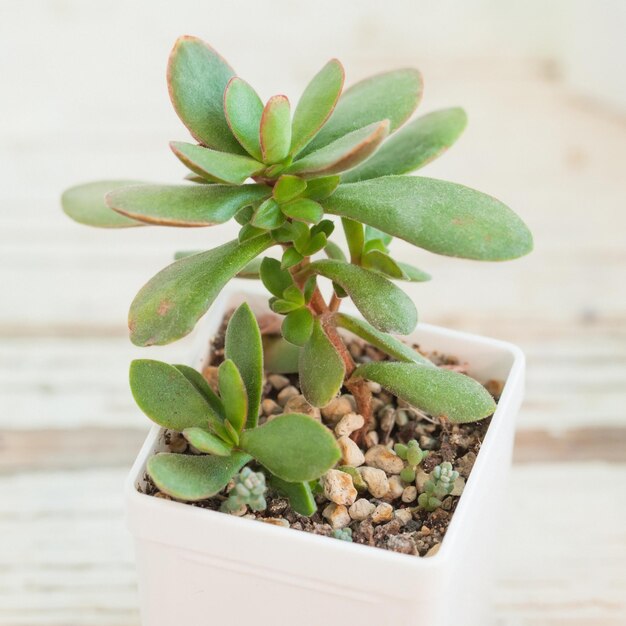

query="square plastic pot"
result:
[125,287,525,626]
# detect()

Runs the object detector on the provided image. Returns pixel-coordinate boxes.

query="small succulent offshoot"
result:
[61,35,533,519]
[395,439,428,483]
[222,467,268,513]
[418,462,460,512]
[332,528,353,542]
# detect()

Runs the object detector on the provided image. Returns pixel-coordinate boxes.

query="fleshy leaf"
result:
[260,95,292,164]
[397,262,431,282]
[129,360,221,431]
[251,198,285,229]
[218,359,248,433]
[290,59,345,156]
[342,107,467,182]
[173,364,225,418]
[170,142,264,184]
[324,241,347,262]
[62,180,146,228]
[239,413,340,482]
[129,235,273,346]
[268,474,317,516]
[301,68,422,155]
[299,318,345,407]
[263,336,300,374]
[334,313,432,366]
[224,303,263,429]
[324,176,533,260]
[342,218,364,264]
[260,257,294,297]
[147,451,251,501]
[280,198,323,223]
[273,175,307,203]
[306,259,417,334]
[281,307,314,346]
[351,361,497,423]
[183,427,232,456]
[302,175,340,200]
[224,77,264,160]
[362,249,404,278]
[286,121,389,177]
[167,36,243,154]
[107,184,270,227]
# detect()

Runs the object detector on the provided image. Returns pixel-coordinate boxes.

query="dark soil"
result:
[142,311,501,557]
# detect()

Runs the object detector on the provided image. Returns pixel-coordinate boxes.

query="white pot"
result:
[125,287,525,626]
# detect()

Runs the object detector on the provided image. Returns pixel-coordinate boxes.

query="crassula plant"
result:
[62,35,532,516]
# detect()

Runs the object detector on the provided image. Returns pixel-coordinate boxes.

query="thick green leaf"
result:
[324,176,533,260]
[324,241,347,261]
[218,359,248,432]
[301,68,423,155]
[362,249,404,278]
[290,59,345,156]
[251,198,285,229]
[260,257,294,297]
[281,247,303,269]
[107,184,269,226]
[167,36,243,154]
[62,180,145,228]
[282,307,314,346]
[352,361,497,423]
[173,364,225,418]
[281,198,323,223]
[286,121,389,177]
[224,77,264,160]
[129,235,272,346]
[263,336,300,374]
[273,175,307,203]
[147,451,251,501]
[129,359,218,431]
[268,474,317,516]
[342,107,467,182]
[260,95,291,164]
[224,303,264,428]
[306,259,417,334]
[299,319,345,407]
[334,313,432,366]
[342,218,364,264]
[239,224,266,242]
[302,175,340,200]
[170,142,264,184]
[239,414,340,482]
[397,262,431,282]
[183,427,232,456]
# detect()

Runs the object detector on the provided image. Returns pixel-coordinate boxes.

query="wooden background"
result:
[1,2,625,624]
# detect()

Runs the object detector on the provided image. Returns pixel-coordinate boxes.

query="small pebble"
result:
[267,374,290,391]
[358,467,389,498]
[321,395,355,424]
[364,431,379,448]
[364,445,404,474]
[321,469,357,505]
[394,508,413,525]
[451,476,466,497]
[371,502,394,524]
[167,432,188,453]
[284,394,321,420]
[277,385,300,407]
[335,412,365,437]
[348,498,376,521]
[322,503,351,529]
[394,409,410,427]
[337,436,365,467]
[415,468,430,493]
[425,543,441,557]
[387,534,417,555]
[260,517,290,528]
[367,381,382,394]
[402,486,418,503]
[261,398,282,417]
[384,475,404,501]
[378,406,396,432]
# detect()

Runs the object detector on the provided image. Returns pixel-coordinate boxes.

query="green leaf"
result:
[342,218,364,264]
[281,247,303,269]
[281,198,323,224]
[239,414,340,482]
[251,198,285,229]
[302,175,340,200]
[129,235,272,346]
[306,259,417,334]
[286,121,389,177]
[129,359,219,431]
[299,318,345,407]
[282,308,314,346]
[107,184,270,226]
[291,59,345,156]
[324,241,347,262]
[224,303,264,428]
[224,77,264,160]
[170,142,264,184]
[263,336,301,374]
[324,176,533,260]
[342,107,468,182]
[239,224,266,242]
[351,361,497,423]
[270,298,301,314]
[334,313,432,366]
[167,36,243,154]
[172,364,225,417]
[362,250,404,278]
[260,257,294,297]
[301,68,423,155]
[260,95,291,164]
[183,427,233,456]
[268,474,317,516]
[397,262,431,282]
[218,359,248,433]
[282,285,305,305]
[364,225,393,247]
[62,180,145,228]
[273,175,307,203]
[147,451,251,501]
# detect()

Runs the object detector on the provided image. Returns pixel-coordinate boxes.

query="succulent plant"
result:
[332,528,353,542]
[221,467,268,514]
[418,462,459,512]
[395,439,428,483]
[62,36,532,509]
